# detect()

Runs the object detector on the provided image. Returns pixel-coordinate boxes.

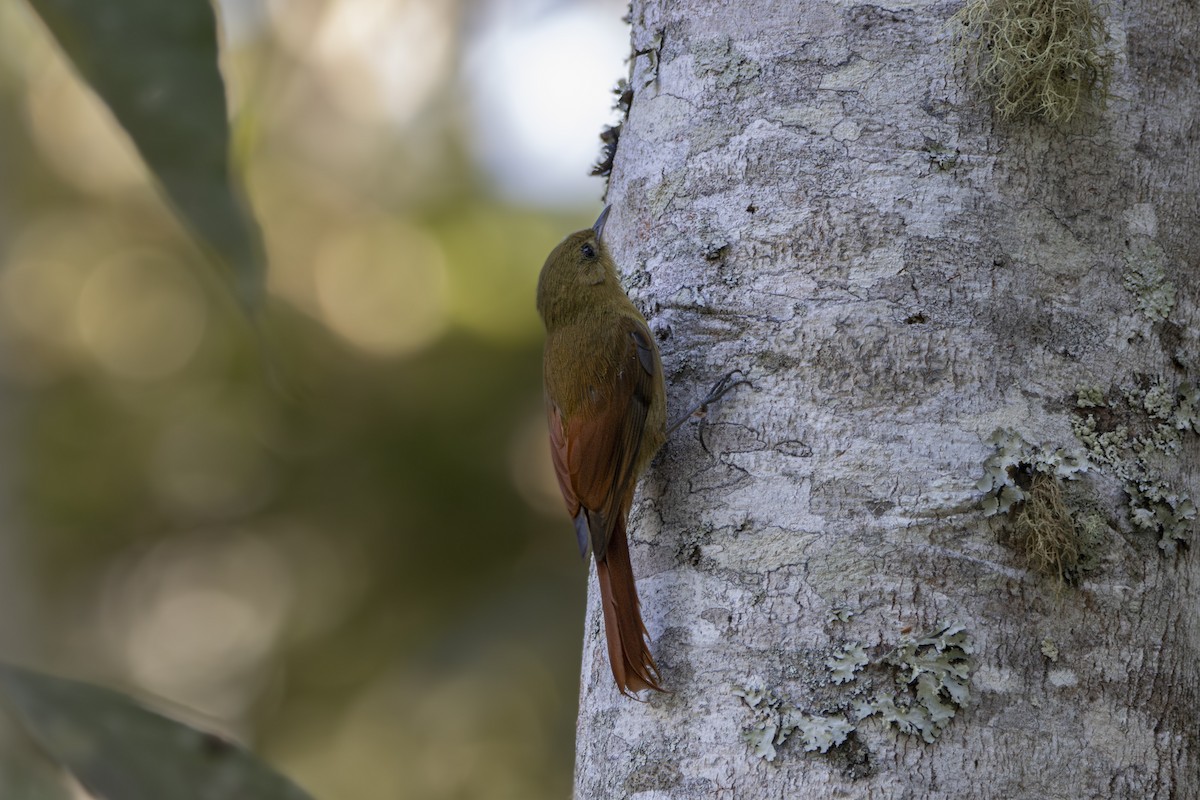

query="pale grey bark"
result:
[574,0,1199,797]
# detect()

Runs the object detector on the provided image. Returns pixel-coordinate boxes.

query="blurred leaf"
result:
[0,712,76,800]
[0,664,313,800]
[24,0,266,311]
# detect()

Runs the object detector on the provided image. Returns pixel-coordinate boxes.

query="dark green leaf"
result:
[0,664,313,800]
[25,0,266,311]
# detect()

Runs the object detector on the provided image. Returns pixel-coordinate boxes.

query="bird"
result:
[536,206,666,696]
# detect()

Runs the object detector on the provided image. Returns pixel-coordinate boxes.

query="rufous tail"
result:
[595,518,663,696]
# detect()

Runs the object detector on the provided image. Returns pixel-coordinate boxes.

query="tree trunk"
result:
[574,0,1198,797]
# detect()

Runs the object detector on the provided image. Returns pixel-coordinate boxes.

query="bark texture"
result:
[574,0,1199,797]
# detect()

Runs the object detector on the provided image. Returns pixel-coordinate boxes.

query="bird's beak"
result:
[592,206,611,241]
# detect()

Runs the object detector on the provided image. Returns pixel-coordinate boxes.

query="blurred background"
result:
[0,0,630,796]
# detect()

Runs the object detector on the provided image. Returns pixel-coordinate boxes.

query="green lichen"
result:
[1176,385,1200,429]
[977,429,1089,515]
[857,625,974,743]
[827,645,869,684]
[1076,385,1106,408]
[922,138,961,171]
[1040,638,1060,662]
[1142,382,1175,420]
[736,625,974,760]
[828,606,856,624]
[692,38,760,91]
[951,0,1114,123]
[1123,242,1176,322]
[1072,511,1110,575]
[734,684,854,759]
[734,682,786,760]
[1050,485,1115,581]
[784,710,856,753]
[1071,383,1197,552]
[1128,480,1195,549]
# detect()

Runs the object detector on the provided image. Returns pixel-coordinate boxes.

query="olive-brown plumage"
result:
[537,207,666,696]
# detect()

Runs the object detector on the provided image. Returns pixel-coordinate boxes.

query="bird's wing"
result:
[559,318,656,560]
[546,400,590,556]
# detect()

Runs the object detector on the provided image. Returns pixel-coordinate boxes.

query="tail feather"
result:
[595,519,662,696]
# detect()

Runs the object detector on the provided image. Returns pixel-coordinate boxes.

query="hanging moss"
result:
[1010,472,1080,579]
[952,0,1115,123]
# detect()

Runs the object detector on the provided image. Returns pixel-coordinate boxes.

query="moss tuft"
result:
[1011,472,1080,579]
[952,0,1114,123]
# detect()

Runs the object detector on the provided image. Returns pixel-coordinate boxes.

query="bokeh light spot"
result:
[76,249,208,380]
[313,219,447,356]
[1,255,89,354]
[0,210,138,378]
[101,532,294,719]
[266,0,452,126]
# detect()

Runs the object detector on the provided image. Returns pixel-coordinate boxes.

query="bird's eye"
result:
[580,242,596,259]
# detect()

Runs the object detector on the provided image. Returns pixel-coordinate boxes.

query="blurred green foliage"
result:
[0,1,606,797]
[26,0,267,309]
